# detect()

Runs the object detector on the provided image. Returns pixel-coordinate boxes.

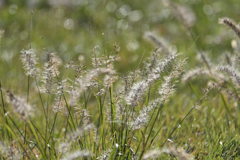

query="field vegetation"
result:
[0,0,240,159]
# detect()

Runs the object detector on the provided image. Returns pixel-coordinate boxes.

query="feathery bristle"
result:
[6,90,33,119]
[62,150,93,160]
[41,52,62,94]
[219,17,240,39]
[20,49,38,77]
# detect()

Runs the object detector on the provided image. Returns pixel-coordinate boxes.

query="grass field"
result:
[0,0,240,159]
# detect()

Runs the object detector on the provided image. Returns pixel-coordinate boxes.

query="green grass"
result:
[0,0,240,159]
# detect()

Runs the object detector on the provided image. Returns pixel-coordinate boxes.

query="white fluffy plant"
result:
[20,49,39,77]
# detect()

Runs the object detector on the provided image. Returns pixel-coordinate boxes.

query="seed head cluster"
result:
[41,52,62,94]
[20,49,38,77]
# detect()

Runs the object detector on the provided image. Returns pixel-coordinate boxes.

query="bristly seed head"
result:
[62,150,93,160]
[20,49,39,77]
[41,52,62,94]
[219,17,240,39]
[6,90,33,119]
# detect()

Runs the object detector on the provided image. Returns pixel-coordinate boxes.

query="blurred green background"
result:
[0,0,240,89]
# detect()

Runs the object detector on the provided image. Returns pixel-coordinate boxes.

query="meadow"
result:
[0,0,240,159]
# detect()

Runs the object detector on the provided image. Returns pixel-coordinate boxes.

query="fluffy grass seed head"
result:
[219,17,240,39]
[182,68,226,83]
[147,53,179,82]
[20,49,39,77]
[52,94,67,115]
[143,147,193,160]
[65,61,85,79]
[57,142,71,154]
[129,106,150,130]
[6,90,33,119]
[66,124,94,142]
[61,150,93,160]
[163,0,196,28]
[143,149,161,160]
[125,80,149,106]
[144,32,170,55]
[41,52,62,94]
[218,65,240,88]
[161,147,194,160]
[74,67,116,97]
[125,53,179,107]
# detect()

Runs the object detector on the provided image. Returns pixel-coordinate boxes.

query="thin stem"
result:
[110,86,114,135]
[45,94,50,153]
[47,95,61,144]
[35,77,46,118]
[29,118,45,141]
[23,10,33,158]
[0,82,9,137]
[139,103,164,159]
[161,106,195,147]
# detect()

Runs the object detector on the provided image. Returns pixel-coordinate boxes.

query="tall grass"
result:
[0,29,192,159]
[0,2,240,160]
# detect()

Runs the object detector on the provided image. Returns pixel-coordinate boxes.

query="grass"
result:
[0,0,240,159]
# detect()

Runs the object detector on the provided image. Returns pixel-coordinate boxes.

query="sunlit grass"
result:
[0,0,240,159]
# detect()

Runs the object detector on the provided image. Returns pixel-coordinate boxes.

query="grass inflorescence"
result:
[0,1,240,159]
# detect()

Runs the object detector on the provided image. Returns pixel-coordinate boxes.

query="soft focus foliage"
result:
[0,0,240,159]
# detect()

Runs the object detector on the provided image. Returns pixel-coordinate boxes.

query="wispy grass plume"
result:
[163,0,196,28]
[41,52,62,94]
[143,147,194,160]
[20,49,39,77]
[144,32,170,55]
[6,90,33,119]
[61,150,93,160]
[218,65,240,88]
[219,17,240,39]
